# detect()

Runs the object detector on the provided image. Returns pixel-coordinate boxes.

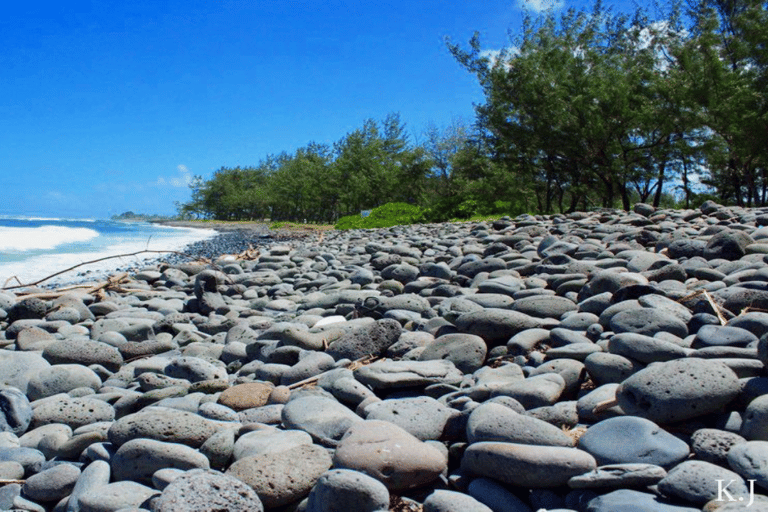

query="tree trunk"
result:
[653,160,666,208]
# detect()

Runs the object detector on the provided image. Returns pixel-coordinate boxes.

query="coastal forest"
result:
[176,0,768,225]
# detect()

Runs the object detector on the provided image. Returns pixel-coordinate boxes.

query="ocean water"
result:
[0,216,217,288]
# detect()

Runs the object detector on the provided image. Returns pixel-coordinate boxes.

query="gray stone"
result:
[226,443,332,508]
[333,420,447,492]
[467,478,533,512]
[111,438,210,485]
[15,327,57,351]
[66,459,110,512]
[23,462,80,502]
[455,309,541,345]
[658,460,749,505]
[0,461,23,480]
[32,397,115,429]
[694,325,758,348]
[43,339,123,372]
[0,446,45,475]
[610,308,688,338]
[20,423,72,458]
[325,377,377,407]
[691,428,747,466]
[418,334,487,374]
[609,332,690,363]
[199,427,236,470]
[489,373,566,409]
[151,468,264,512]
[354,360,463,390]
[528,359,586,398]
[306,469,390,512]
[0,352,51,394]
[616,358,740,424]
[507,328,551,355]
[78,481,158,512]
[511,295,578,319]
[365,396,460,441]
[578,416,689,468]
[108,407,219,448]
[704,230,754,261]
[0,388,32,436]
[27,365,102,401]
[233,428,312,460]
[466,402,574,446]
[584,352,641,385]
[423,490,494,512]
[527,400,579,429]
[461,441,596,488]
[281,395,363,447]
[569,463,667,489]
[585,489,700,512]
[163,357,227,383]
[280,351,336,386]
[727,440,768,490]
[326,319,402,361]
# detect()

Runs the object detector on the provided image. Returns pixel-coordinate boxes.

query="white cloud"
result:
[480,47,519,70]
[518,0,564,13]
[154,164,193,188]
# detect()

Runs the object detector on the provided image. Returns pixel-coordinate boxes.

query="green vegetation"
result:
[177,0,768,226]
[335,202,425,230]
[112,211,174,222]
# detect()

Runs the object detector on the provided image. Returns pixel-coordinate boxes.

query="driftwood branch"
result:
[2,249,192,291]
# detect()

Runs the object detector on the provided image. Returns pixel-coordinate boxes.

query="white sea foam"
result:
[0,226,216,287]
[0,226,100,252]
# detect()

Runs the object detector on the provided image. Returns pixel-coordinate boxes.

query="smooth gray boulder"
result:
[418,333,487,374]
[281,395,363,447]
[461,442,596,488]
[727,440,768,490]
[365,396,460,441]
[111,438,210,485]
[585,489,700,512]
[305,469,389,512]
[0,388,32,436]
[466,402,574,447]
[616,358,740,424]
[658,460,749,505]
[333,420,447,492]
[578,416,689,468]
[423,490,494,512]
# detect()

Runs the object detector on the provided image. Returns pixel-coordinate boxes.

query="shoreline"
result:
[153,220,272,233]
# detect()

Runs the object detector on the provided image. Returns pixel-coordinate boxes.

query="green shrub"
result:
[335,214,367,230]
[335,202,424,230]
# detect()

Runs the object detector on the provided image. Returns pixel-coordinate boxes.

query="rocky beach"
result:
[1,201,768,511]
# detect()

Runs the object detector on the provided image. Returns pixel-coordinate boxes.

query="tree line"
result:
[177,0,768,223]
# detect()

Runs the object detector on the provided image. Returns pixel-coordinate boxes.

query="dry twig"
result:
[593,398,620,414]
[3,249,191,291]
[288,355,379,390]
[0,479,25,485]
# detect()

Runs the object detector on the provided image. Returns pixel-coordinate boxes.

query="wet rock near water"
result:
[4,203,768,510]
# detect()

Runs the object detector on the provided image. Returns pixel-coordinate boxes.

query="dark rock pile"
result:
[2,200,768,511]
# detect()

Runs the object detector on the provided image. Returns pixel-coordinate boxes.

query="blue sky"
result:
[1,0,630,219]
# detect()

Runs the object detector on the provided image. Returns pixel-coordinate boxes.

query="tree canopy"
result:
[177,0,768,223]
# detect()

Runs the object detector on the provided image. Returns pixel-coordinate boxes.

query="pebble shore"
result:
[2,200,768,511]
